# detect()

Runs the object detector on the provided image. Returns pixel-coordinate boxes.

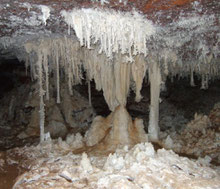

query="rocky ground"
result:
[2,139,220,189]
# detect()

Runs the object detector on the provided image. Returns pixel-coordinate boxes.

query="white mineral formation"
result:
[61,8,155,59]
[39,5,50,25]
[80,153,93,173]
[148,56,161,142]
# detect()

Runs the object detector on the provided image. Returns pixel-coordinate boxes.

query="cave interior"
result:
[0,0,220,188]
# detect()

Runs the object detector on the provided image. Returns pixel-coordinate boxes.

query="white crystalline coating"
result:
[9,15,23,26]
[22,2,32,11]
[133,143,155,158]
[61,8,155,60]
[119,0,128,5]
[104,154,125,171]
[39,5,50,25]
[162,13,217,57]
[25,13,42,26]
[92,0,109,5]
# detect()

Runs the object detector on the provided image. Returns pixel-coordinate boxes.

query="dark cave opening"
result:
[0,58,29,99]
[0,59,36,151]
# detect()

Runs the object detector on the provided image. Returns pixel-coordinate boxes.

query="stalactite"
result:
[24,35,220,147]
[131,55,148,102]
[114,53,131,107]
[43,50,49,100]
[61,8,155,60]
[56,52,60,103]
[83,49,132,111]
[148,56,161,142]
[37,52,45,143]
[101,59,118,111]
[88,79,92,107]
[68,62,73,95]
[190,66,196,87]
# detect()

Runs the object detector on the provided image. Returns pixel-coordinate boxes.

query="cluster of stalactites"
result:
[83,48,148,110]
[25,38,220,110]
[24,38,148,111]
[25,37,83,103]
[159,49,220,89]
[61,8,155,62]
[24,37,220,113]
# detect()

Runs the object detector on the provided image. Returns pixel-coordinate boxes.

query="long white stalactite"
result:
[43,49,49,100]
[132,55,148,102]
[37,52,45,143]
[56,52,61,103]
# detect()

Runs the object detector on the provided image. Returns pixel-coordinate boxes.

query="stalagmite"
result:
[85,105,148,150]
[148,57,161,142]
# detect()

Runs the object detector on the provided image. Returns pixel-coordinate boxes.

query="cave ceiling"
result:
[0,0,219,61]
